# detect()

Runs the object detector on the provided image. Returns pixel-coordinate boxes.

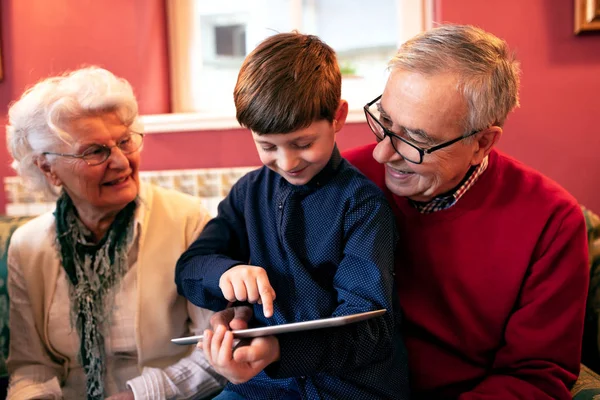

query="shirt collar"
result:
[288,144,343,192]
[409,155,489,214]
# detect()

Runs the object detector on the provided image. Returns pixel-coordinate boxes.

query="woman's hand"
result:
[200,325,280,384]
[219,265,276,317]
[105,389,135,400]
[210,305,254,331]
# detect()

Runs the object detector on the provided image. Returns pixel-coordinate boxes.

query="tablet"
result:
[171,309,387,345]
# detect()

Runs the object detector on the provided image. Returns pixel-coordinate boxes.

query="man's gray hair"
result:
[6,66,140,197]
[389,24,521,134]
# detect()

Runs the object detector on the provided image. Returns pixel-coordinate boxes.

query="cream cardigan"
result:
[7,183,217,395]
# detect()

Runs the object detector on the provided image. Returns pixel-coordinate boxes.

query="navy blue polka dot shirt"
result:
[176,147,410,399]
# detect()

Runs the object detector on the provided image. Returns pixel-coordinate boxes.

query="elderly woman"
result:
[5,67,225,399]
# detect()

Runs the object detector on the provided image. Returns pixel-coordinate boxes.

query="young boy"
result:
[175,32,409,399]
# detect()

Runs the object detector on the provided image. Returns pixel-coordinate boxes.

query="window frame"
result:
[141,0,434,134]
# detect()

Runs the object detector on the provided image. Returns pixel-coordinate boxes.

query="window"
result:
[146,0,433,132]
[214,24,246,57]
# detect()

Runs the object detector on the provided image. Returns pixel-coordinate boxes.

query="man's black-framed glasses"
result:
[43,131,145,166]
[364,95,479,164]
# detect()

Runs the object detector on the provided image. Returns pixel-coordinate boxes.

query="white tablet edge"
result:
[171,308,387,345]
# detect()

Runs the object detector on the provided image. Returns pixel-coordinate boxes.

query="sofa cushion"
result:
[582,206,600,373]
[572,364,600,399]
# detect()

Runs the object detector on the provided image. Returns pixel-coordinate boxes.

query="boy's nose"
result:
[278,155,300,172]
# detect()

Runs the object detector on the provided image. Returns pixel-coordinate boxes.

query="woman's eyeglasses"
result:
[42,132,144,166]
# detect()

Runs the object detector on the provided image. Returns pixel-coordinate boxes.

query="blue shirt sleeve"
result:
[175,179,250,311]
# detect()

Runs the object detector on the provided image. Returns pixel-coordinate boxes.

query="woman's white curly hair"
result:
[6,66,141,197]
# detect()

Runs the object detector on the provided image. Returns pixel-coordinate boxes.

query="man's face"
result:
[373,70,484,202]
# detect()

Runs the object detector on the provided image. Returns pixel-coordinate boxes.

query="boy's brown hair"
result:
[233,32,341,135]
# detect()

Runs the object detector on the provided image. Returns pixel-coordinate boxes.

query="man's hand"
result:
[219,265,276,317]
[200,325,280,384]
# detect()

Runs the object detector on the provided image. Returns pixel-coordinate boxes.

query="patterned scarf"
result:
[54,193,136,400]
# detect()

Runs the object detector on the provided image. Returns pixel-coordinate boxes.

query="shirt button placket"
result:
[276,191,287,238]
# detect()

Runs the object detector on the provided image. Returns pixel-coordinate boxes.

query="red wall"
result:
[140,124,375,171]
[1,0,600,213]
[144,0,600,211]
[0,0,170,211]
[435,0,600,211]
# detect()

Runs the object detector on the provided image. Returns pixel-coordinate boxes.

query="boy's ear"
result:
[333,100,349,133]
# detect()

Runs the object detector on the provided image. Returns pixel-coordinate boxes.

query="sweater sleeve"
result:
[175,180,250,311]
[6,239,64,400]
[265,193,400,378]
[459,203,588,400]
[127,204,227,400]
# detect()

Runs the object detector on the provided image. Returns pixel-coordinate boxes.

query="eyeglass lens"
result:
[365,105,421,163]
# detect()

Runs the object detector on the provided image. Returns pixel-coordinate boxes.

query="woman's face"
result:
[41,112,141,216]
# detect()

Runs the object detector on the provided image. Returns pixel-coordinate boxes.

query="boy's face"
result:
[252,119,340,186]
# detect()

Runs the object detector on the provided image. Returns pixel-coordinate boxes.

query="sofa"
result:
[0,208,599,398]
[572,206,600,399]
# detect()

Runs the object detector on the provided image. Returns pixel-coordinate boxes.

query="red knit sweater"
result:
[344,144,589,399]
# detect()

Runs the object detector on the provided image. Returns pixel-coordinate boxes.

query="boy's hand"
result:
[201,325,280,384]
[219,265,276,317]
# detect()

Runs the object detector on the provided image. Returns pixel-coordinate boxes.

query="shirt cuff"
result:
[127,367,177,400]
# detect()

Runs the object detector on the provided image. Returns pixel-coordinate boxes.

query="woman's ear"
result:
[34,156,62,186]
[333,100,349,133]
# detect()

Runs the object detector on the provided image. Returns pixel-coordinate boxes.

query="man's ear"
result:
[333,100,349,133]
[34,156,62,186]
[471,126,502,166]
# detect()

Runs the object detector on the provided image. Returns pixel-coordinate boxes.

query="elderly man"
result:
[343,24,588,399]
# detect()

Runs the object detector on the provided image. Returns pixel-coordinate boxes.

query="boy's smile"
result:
[252,119,340,186]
